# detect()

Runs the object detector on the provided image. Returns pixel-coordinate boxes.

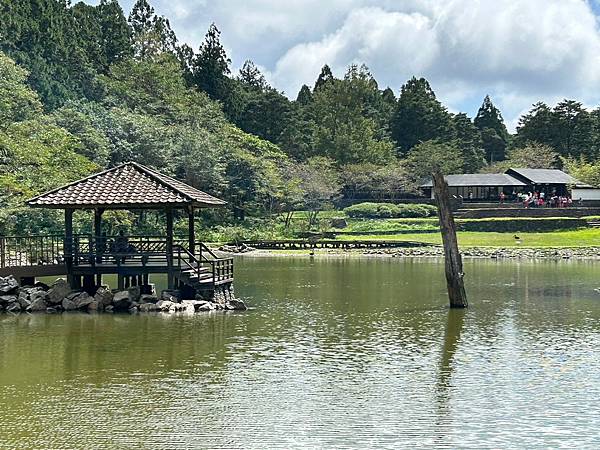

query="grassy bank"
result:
[200,209,600,249]
[335,228,600,248]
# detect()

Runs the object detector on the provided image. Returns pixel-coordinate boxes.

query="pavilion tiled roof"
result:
[27,162,226,209]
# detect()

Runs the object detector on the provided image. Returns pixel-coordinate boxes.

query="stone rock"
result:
[62,298,77,311]
[225,299,247,311]
[34,281,50,291]
[66,292,81,301]
[113,291,131,309]
[87,300,102,312]
[46,307,58,314]
[197,302,215,312]
[140,295,158,304]
[26,296,48,312]
[73,292,94,310]
[94,287,114,307]
[47,279,71,305]
[156,300,173,312]
[0,295,17,306]
[330,218,348,229]
[168,302,186,313]
[128,305,139,314]
[161,290,179,301]
[139,302,159,313]
[0,275,19,294]
[104,305,114,313]
[6,301,21,313]
[182,302,196,314]
[30,289,49,305]
[128,286,141,302]
[18,292,31,309]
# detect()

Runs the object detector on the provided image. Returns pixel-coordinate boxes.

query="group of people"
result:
[502,191,574,208]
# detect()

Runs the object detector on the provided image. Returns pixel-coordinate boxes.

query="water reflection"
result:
[1,257,600,448]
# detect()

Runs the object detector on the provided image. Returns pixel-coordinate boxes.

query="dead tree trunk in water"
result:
[432,171,468,308]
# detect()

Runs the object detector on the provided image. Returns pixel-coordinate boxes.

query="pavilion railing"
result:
[1,234,233,285]
[0,234,81,268]
[174,244,234,285]
[66,235,188,266]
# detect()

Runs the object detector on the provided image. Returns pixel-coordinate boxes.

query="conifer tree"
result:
[390,77,453,154]
[314,64,334,91]
[474,95,509,162]
[191,23,231,100]
[238,60,268,90]
[296,85,313,106]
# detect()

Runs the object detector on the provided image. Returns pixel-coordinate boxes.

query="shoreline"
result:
[228,246,600,260]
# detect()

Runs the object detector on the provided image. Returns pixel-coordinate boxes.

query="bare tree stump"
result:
[432,171,468,308]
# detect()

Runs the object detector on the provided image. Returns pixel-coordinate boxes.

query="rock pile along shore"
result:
[0,276,246,314]
[361,246,600,259]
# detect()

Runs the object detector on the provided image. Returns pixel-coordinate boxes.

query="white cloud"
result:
[271,0,600,126]
[85,0,600,128]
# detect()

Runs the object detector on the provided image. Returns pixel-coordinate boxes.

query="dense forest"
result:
[2,0,600,236]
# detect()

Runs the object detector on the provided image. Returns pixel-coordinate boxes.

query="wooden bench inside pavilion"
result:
[0,162,233,297]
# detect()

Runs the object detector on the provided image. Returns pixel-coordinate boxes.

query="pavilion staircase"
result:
[173,243,234,294]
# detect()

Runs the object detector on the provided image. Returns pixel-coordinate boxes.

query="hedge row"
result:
[457,218,587,232]
[344,202,438,219]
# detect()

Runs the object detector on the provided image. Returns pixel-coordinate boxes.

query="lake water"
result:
[1,256,600,449]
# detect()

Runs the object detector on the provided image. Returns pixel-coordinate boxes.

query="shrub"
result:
[344,202,437,219]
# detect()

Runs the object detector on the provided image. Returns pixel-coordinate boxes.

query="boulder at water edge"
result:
[47,279,71,305]
[113,291,131,310]
[94,287,113,307]
[0,276,18,295]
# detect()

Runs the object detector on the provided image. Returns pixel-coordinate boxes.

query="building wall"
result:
[572,188,600,201]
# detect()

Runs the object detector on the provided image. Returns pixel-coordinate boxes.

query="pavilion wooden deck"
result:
[0,234,233,295]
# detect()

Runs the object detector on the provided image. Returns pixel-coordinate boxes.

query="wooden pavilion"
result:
[0,162,233,297]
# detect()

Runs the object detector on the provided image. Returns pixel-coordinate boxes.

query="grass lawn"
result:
[335,228,600,248]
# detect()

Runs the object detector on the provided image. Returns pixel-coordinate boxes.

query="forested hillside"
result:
[2,0,600,236]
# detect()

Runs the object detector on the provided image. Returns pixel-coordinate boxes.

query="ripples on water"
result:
[1,257,600,448]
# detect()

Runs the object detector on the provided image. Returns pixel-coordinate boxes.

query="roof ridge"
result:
[133,162,225,204]
[128,162,196,203]
[27,162,132,205]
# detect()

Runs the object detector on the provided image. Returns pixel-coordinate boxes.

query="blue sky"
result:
[85,0,600,131]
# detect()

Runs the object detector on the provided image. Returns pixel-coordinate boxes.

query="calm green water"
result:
[2,256,600,449]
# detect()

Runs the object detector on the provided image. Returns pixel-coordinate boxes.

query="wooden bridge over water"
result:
[0,162,233,298]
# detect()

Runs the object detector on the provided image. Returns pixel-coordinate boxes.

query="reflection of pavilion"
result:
[0,162,233,296]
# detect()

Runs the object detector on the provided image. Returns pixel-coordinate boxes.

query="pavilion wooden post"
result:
[166,208,174,289]
[64,208,74,287]
[93,208,105,286]
[188,206,195,259]
[432,171,468,308]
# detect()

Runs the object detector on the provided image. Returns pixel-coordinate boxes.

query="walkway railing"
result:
[174,244,234,285]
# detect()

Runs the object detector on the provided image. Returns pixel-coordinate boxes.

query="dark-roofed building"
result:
[420,168,585,200]
[505,168,581,194]
[420,173,527,200]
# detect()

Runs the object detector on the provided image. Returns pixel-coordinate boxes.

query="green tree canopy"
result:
[391,77,453,155]
[474,95,509,162]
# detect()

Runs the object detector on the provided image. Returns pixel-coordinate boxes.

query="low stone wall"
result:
[456,207,600,219]
[0,276,246,314]
[362,246,600,259]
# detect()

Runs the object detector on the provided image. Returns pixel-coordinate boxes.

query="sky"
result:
[85,0,600,131]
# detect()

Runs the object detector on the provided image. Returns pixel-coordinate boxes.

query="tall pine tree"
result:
[314,64,334,91]
[390,77,453,154]
[474,95,509,163]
